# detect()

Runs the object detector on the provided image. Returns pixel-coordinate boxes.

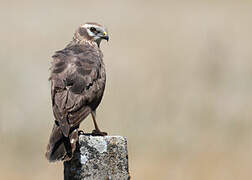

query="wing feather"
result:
[50,44,105,137]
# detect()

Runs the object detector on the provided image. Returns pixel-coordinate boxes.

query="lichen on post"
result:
[64,135,130,180]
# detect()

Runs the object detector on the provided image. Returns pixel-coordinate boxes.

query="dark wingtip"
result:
[46,124,68,162]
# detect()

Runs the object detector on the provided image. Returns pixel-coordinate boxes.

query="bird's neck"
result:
[66,38,99,49]
[71,32,99,48]
[66,38,103,59]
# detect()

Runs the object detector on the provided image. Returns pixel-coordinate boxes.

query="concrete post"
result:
[64,135,130,180]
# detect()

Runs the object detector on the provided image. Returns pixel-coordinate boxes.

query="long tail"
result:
[45,123,78,162]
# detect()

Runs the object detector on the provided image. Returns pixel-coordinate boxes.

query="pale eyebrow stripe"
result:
[82,24,100,29]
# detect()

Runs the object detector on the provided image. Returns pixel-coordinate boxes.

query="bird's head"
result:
[74,22,109,47]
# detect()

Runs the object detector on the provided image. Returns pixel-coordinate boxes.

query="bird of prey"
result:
[46,22,109,162]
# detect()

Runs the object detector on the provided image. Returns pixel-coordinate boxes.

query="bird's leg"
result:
[91,110,107,136]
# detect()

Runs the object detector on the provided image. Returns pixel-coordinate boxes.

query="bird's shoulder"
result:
[51,43,102,77]
[49,42,105,96]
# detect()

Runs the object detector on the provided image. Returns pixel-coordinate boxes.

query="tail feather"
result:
[46,123,72,162]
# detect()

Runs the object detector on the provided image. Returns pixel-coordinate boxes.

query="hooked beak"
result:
[101,31,109,41]
[103,36,109,41]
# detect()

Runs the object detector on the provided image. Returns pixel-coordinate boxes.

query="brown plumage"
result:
[46,22,109,162]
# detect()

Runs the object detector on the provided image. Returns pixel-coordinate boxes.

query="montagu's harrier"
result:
[46,22,109,162]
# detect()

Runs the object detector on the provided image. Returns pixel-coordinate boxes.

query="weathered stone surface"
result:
[64,135,130,180]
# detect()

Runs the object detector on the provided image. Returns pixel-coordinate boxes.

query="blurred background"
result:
[1,0,252,179]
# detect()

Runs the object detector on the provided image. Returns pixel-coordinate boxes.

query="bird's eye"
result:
[90,27,97,33]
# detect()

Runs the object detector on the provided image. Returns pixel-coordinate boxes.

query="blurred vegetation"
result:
[1,0,252,179]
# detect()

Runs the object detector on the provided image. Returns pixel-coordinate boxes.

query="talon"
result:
[92,129,108,136]
[78,130,85,135]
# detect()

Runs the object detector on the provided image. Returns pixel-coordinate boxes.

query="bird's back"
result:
[50,42,105,112]
[46,42,106,161]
